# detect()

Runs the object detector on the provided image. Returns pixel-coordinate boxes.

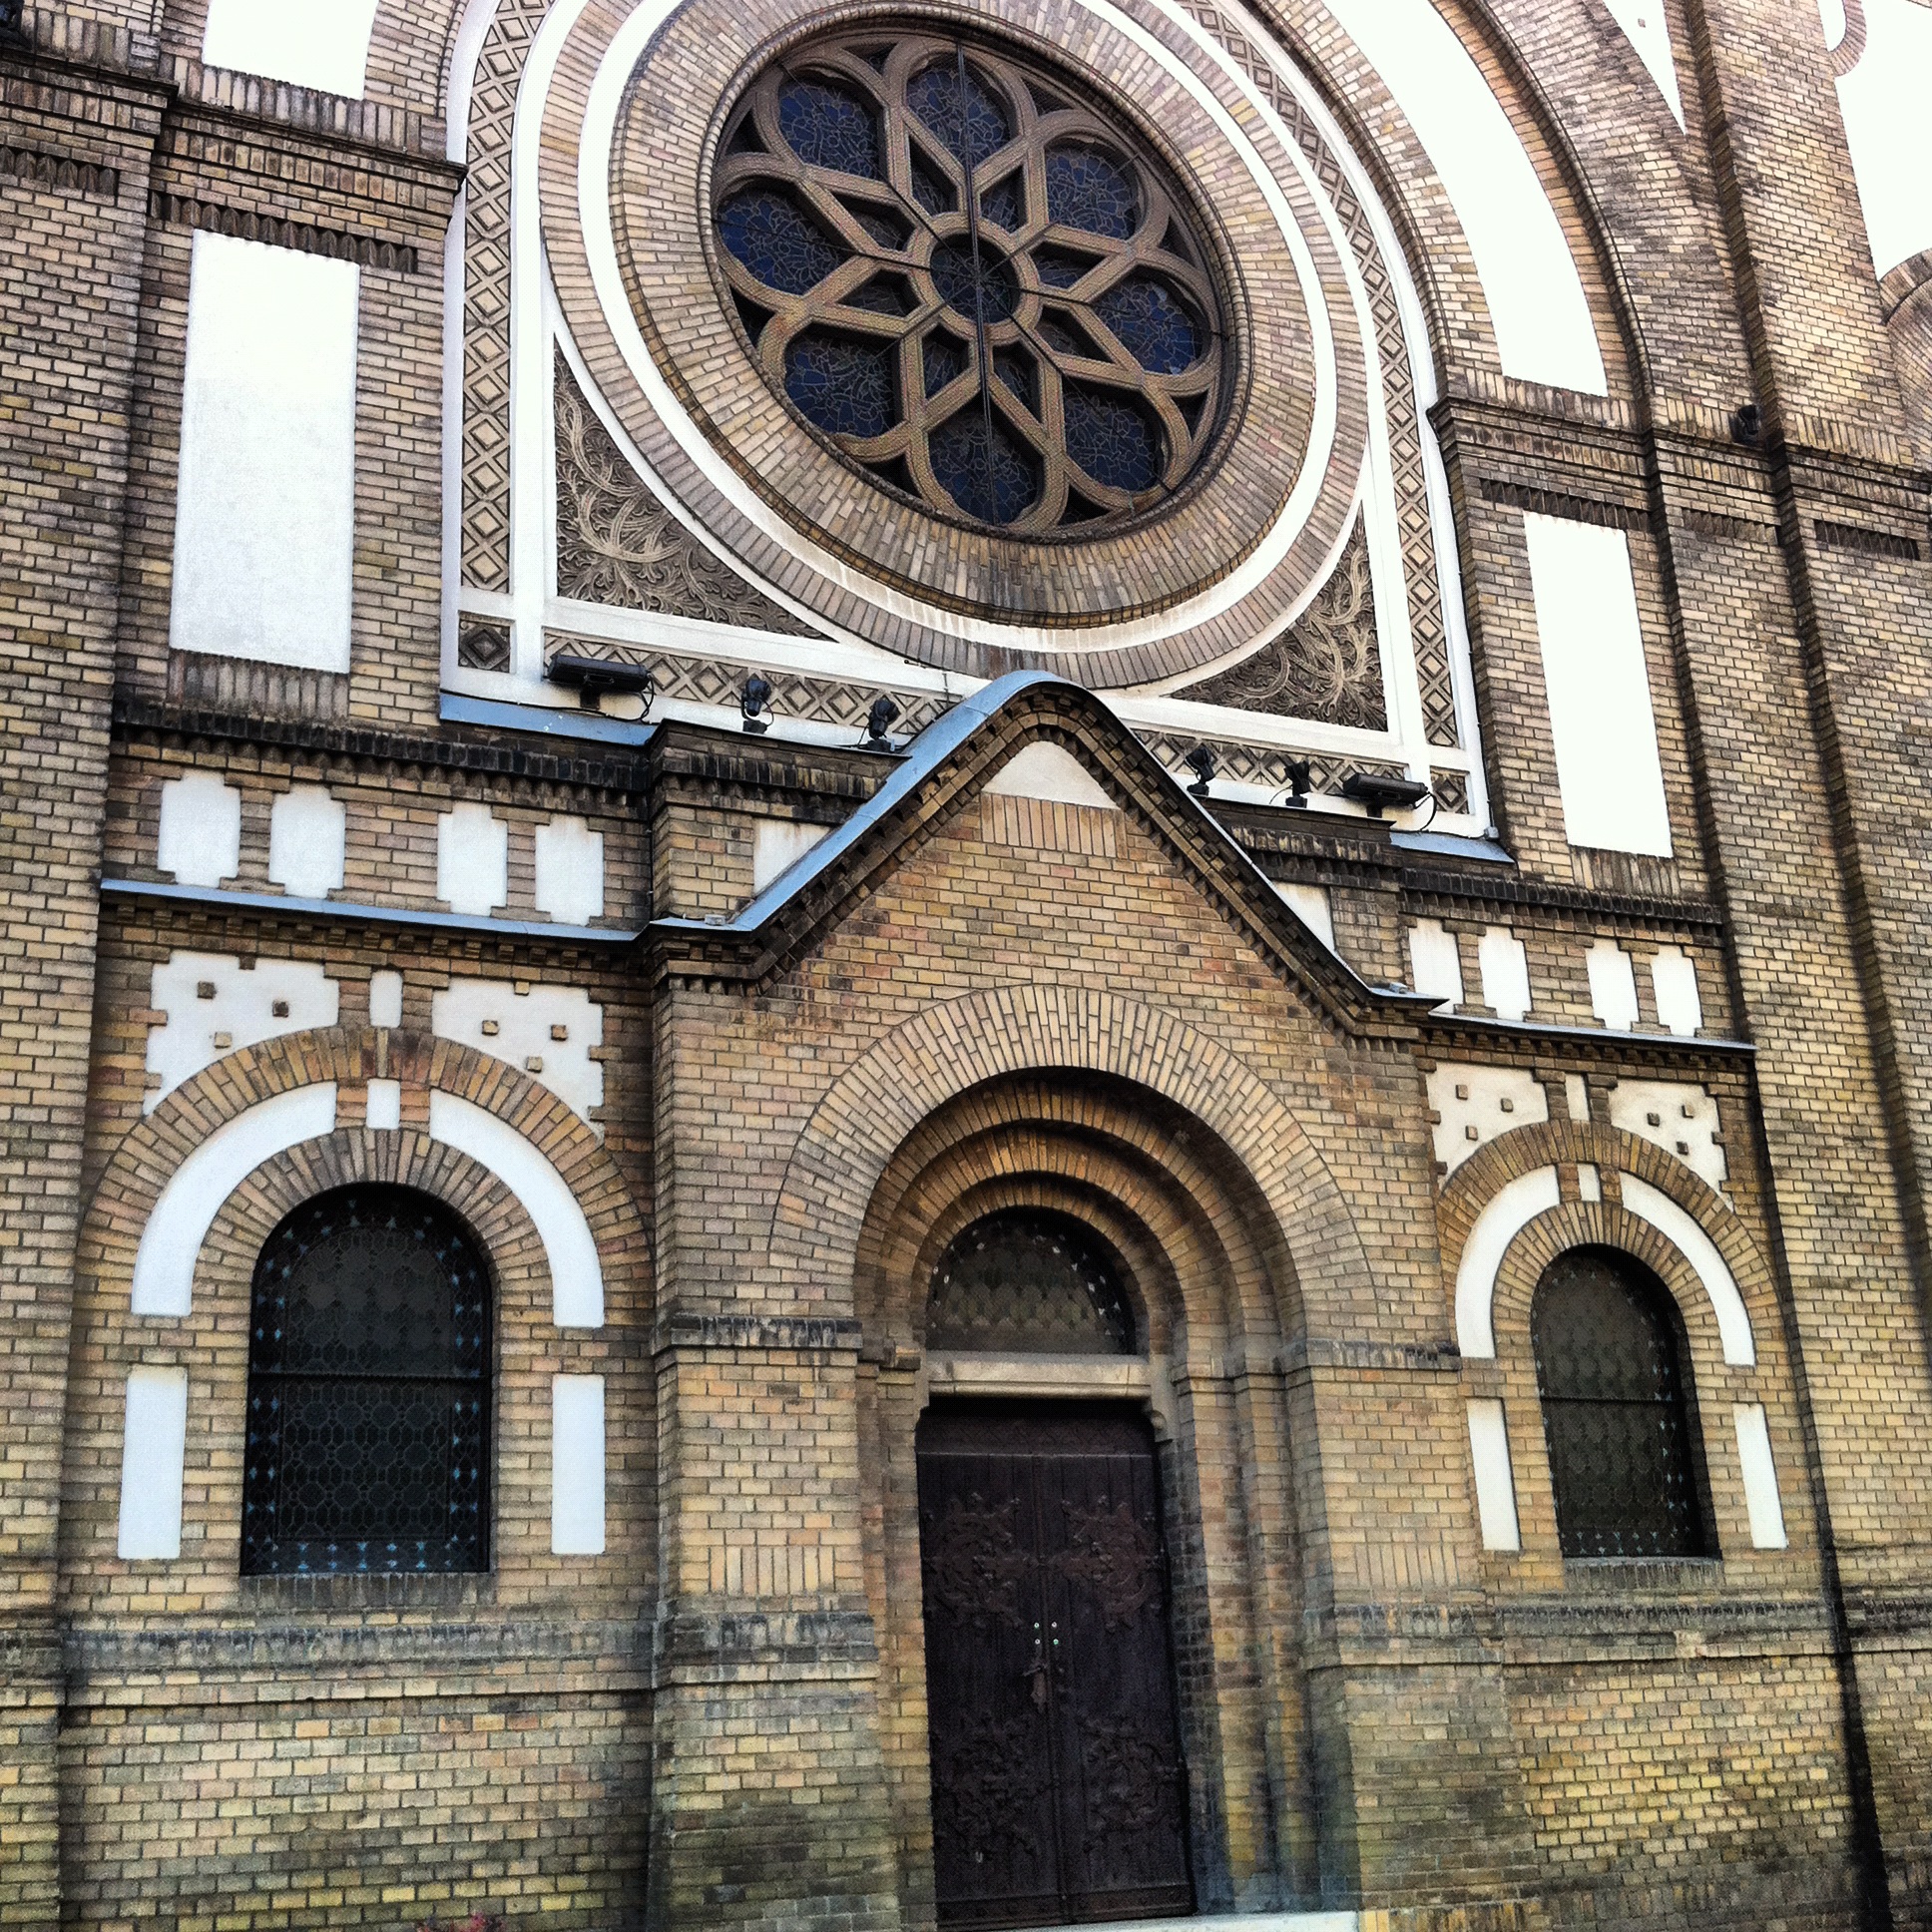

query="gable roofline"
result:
[647,670,1441,1037]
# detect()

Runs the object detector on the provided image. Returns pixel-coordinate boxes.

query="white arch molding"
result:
[1452,1163,1754,1366]
[128,1082,604,1328]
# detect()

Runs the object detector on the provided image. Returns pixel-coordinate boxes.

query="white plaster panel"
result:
[534,815,607,926]
[1407,918,1464,1009]
[437,802,509,916]
[1603,0,1687,126]
[170,232,357,673]
[1621,1174,1754,1366]
[201,0,381,99]
[432,980,604,1130]
[1456,1167,1562,1357]
[1565,1074,1591,1124]
[1586,939,1642,1032]
[1578,1163,1603,1204]
[1427,1063,1549,1176]
[1835,0,1932,275]
[1608,1079,1727,1193]
[983,741,1117,809]
[1733,1402,1788,1550]
[133,1085,338,1316]
[267,785,346,900]
[1466,1398,1521,1552]
[427,1091,604,1326]
[117,1365,189,1561]
[752,818,832,895]
[1324,0,1609,393]
[1478,926,1532,1022]
[1276,882,1335,951]
[365,1079,401,1132]
[1523,515,1673,858]
[145,952,339,1114]
[552,1373,608,1556]
[1650,946,1703,1038]
[368,970,403,1030]
[157,772,242,888]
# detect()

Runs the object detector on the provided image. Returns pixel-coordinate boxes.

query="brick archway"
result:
[769,983,1374,1334]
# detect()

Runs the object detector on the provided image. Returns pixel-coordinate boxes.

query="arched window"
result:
[1532,1247,1707,1559]
[926,1208,1135,1354]
[242,1187,490,1575]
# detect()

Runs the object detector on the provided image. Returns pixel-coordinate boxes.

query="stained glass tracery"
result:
[713,28,1226,533]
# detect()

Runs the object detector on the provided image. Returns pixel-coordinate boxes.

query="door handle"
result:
[1024,1658,1050,1711]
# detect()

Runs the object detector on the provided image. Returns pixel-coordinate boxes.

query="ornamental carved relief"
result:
[553,358,818,635]
[1056,1498,1161,1629]
[922,1492,1031,1628]
[1178,518,1386,731]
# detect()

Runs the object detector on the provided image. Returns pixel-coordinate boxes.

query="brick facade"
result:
[3,0,1932,1928]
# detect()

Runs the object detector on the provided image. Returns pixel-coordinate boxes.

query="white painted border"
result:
[117,1365,190,1561]
[1453,1165,1755,1369]
[132,1084,339,1317]
[1454,1167,1561,1357]
[1732,1402,1787,1550]
[1466,1397,1521,1551]
[428,1091,605,1326]
[1621,1175,1754,1366]
[552,1372,608,1554]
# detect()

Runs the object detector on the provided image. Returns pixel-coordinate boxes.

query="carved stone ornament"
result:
[553,357,818,635]
[922,1493,1031,1628]
[1056,1498,1161,1629]
[1177,516,1386,730]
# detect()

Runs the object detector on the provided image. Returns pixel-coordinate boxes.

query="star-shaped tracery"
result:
[713,30,1228,534]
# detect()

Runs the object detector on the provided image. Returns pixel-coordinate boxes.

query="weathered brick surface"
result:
[4,0,1932,1929]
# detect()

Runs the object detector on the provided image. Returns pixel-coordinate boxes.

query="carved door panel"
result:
[918,1402,1193,1929]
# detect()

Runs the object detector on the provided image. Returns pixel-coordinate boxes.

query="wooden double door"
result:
[917,1402,1194,1929]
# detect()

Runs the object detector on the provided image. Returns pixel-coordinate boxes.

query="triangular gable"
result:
[648,672,1438,1038]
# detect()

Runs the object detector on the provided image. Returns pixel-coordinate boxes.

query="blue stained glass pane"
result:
[979,174,1024,231]
[929,410,1040,523]
[923,335,968,397]
[777,77,882,178]
[929,238,1019,322]
[1094,275,1200,373]
[1032,246,1095,289]
[785,332,896,438]
[909,153,956,215]
[1045,146,1138,240]
[719,190,846,295]
[907,63,1012,171]
[854,206,912,250]
[993,349,1036,412]
[846,275,914,316]
[1064,385,1161,492]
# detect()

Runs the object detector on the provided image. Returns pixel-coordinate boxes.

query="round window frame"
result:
[701,21,1245,546]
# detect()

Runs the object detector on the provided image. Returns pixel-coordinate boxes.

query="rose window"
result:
[713,30,1228,534]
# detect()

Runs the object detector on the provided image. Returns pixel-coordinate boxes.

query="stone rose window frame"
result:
[713,29,1230,536]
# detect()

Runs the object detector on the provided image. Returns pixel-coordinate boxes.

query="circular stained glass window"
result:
[712,29,1229,535]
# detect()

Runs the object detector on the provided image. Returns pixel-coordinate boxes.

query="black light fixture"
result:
[1185,744,1215,797]
[1279,757,1312,809]
[546,652,654,715]
[862,695,901,751]
[1730,401,1763,448]
[1339,771,1430,818]
[740,672,773,734]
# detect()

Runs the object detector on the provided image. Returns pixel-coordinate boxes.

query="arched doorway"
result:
[916,1211,1193,1928]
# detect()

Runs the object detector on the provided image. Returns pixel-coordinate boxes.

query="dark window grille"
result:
[927,1208,1135,1355]
[1532,1246,1708,1560]
[242,1186,490,1576]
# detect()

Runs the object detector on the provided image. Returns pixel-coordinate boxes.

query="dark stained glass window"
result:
[927,1209,1136,1355]
[1532,1247,1709,1560]
[242,1187,490,1576]
[712,28,1227,533]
